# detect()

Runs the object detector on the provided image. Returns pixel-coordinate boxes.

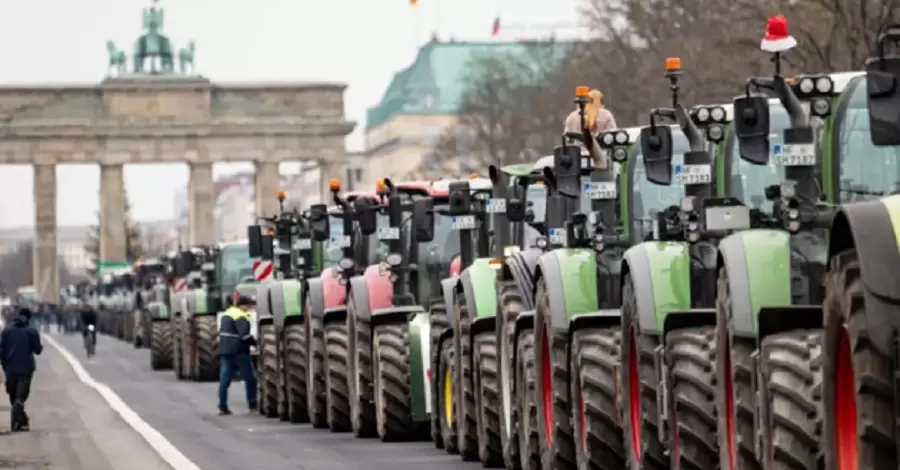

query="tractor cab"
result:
[325,180,381,286]
[436,176,493,282]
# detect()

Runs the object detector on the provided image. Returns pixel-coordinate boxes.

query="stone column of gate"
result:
[99,164,128,265]
[254,161,281,218]
[189,162,216,246]
[32,163,59,303]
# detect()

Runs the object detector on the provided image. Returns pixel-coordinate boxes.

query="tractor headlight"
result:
[706,124,725,143]
[710,106,726,122]
[338,257,355,271]
[601,133,615,146]
[695,107,710,122]
[614,130,628,144]
[816,76,833,94]
[612,147,628,162]
[535,237,549,250]
[798,77,815,95]
[812,98,831,117]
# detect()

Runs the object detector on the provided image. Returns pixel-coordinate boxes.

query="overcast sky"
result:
[0,0,584,228]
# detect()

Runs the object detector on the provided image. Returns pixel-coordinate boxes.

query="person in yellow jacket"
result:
[217,294,258,415]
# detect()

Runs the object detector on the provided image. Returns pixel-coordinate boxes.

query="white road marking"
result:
[43,333,202,470]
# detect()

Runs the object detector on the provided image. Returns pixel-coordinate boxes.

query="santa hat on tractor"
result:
[760,14,797,53]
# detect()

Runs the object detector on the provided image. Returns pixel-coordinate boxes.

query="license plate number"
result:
[583,182,617,199]
[377,227,400,240]
[451,215,476,230]
[674,164,712,185]
[779,143,816,166]
[486,199,506,213]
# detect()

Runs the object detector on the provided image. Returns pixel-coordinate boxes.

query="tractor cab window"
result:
[219,242,253,291]
[630,130,690,240]
[356,213,391,265]
[836,79,900,202]
[323,214,345,268]
[727,102,791,211]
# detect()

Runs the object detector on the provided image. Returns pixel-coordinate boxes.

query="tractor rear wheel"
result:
[260,323,279,418]
[497,279,524,470]
[474,331,502,467]
[515,327,541,470]
[437,337,459,453]
[570,327,624,470]
[455,296,478,461]
[150,321,173,370]
[307,312,328,428]
[822,250,896,469]
[325,322,351,432]
[349,298,376,438]
[374,323,414,442]
[666,327,717,470]
[283,323,309,423]
[430,301,449,448]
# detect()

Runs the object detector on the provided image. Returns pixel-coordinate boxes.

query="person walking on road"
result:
[217,294,258,415]
[0,307,43,431]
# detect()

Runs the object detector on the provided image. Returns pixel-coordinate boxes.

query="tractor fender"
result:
[323,307,347,326]
[281,280,304,327]
[348,275,371,322]
[269,282,287,329]
[364,264,393,314]
[459,259,499,320]
[502,249,541,311]
[534,248,599,337]
[321,267,347,310]
[441,278,457,316]
[371,305,424,328]
[621,241,692,336]
[828,198,900,356]
[306,277,327,319]
[408,312,432,421]
[255,283,272,323]
[718,229,792,338]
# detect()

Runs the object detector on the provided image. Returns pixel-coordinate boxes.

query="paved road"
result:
[0,335,172,470]
[49,332,482,470]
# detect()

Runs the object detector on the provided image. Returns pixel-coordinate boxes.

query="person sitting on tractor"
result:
[564,88,618,169]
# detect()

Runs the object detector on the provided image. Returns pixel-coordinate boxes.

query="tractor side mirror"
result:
[733,95,771,165]
[247,225,262,258]
[354,197,378,236]
[507,198,525,222]
[448,181,472,216]
[308,204,330,242]
[640,126,674,186]
[413,198,435,243]
[867,27,900,145]
[260,235,274,260]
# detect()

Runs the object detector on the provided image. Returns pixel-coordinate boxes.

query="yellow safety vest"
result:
[225,306,249,321]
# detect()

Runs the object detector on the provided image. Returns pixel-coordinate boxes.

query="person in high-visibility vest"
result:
[217,294,258,415]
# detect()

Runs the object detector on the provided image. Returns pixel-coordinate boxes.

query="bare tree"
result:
[0,241,75,295]
[84,195,145,269]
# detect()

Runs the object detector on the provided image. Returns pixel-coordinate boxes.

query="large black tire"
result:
[497,279,524,470]
[534,278,576,470]
[373,323,414,442]
[194,316,219,382]
[260,323,279,418]
[515,327,541,470]
[570,327,624,470]
[758,329,822,470]
[666,327,717,470]
[620,275,666,470]
[454,295,478,461]
[437,337,459,453]
[714,267,761,470]
[430,302,449,448]
[822,249,896,469]
[172,320,186,380]
[348,297,376,438]
[150,321,173,370]
[306,312,328,428]
[473,331,502,467]
[283,323,309,423]
[325,322,351,432]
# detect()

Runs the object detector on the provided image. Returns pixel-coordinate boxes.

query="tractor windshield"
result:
[630,130,690,239]
[219,243,253,293]
[323,214,345,268]
[726,102,791,211]
[834,78,900,201]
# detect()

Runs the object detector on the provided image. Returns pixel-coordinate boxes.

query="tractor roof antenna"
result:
[761,15,796,78]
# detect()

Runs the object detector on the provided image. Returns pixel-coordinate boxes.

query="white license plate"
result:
[674,164,712,185]
[548,228,567,245]
[486,198,506,213]
[377,227,400,240]
[779,143,816,166]
[583,182,617,199]
[293,239,312,250]
[329,235,351,248]
[274,246,291,255]
[201,262,215,270]
[451,215,476,230]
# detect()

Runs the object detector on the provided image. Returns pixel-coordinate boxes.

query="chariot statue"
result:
[105,0,196,76]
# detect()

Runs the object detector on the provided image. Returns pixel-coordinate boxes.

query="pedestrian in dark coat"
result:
[0,307,43,431]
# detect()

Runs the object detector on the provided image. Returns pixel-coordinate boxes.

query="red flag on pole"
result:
[491,16,500,36]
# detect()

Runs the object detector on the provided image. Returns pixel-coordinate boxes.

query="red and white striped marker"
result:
[253,260,273,282]
[173,278,187,292]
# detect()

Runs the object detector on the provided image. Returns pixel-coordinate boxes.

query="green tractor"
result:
[430,177,495,458]
[132,257,167,349]
[820,29,900,470]
[709,47,864,470]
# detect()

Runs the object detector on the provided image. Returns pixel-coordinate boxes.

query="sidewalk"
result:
[0,335,173,470]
